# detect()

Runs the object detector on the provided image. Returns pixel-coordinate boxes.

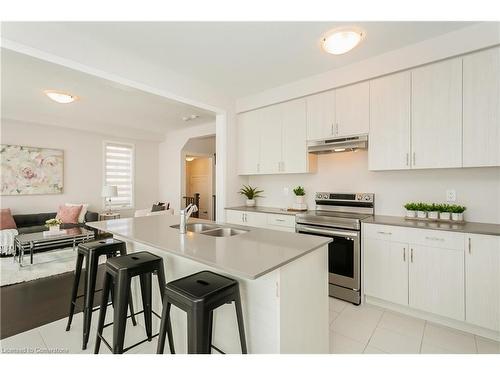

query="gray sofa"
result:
[13,211,99,234]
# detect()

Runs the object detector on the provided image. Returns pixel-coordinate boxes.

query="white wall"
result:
[0,119,160,217]
[248,151,500,224]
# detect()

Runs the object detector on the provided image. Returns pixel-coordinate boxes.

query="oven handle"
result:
[296,224,359,238]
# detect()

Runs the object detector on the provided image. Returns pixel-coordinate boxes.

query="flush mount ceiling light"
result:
[321,27,366,55]
[185,156,195,162]
[44,90,79,104]
[182,114,200,122]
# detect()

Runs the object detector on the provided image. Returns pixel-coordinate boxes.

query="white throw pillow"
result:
[65,203,89,223]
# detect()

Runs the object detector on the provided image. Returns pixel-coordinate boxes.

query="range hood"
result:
[307,134,368,154]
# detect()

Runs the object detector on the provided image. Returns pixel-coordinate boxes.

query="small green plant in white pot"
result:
[416,202,428,219]
[450,205,466,221]
[293,186,306,204]
[438,204,451,220]
[45,218,62,232]
[427,203,439,220]
[404,202,417,218]
[239,185,264,207]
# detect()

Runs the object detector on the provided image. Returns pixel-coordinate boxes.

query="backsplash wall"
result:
[248,150,500,224]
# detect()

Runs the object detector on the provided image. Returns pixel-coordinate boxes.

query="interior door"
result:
[369,71,411,171]
[189,175,209,219]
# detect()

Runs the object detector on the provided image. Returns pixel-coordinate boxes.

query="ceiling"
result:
[1,21,478,98]
[1,49,215,141]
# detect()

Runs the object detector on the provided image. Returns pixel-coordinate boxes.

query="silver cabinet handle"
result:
[406,153,409,166]
[468,237,471,254]
[377,231,392,235]
[412,152,416,166]
[331,124,334,135]
[403,247,406,262]
[275,218,286,222]
[335,123,339,135]
[425,236,444,241]
[410,248,414,263]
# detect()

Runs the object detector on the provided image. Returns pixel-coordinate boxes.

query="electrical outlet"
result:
[446,189,456,202]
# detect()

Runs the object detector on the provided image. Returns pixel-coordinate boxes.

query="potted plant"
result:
[239,185,264,207]
[404,202,417,218]
[427,203,439,220]
[416,202,428,219]
[293,186,306,205]
[45,218,63,232]
[450,205,466,221]
[438,204,451,220]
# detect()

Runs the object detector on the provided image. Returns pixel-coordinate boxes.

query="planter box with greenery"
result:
[449,205,466,221]
[427,203,439,220]
[403,202,466,222]
[239,185,264,207]
[404,202,417,218]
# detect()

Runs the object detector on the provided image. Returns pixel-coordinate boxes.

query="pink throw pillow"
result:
[0,208,17,230]
[56,205,82,224]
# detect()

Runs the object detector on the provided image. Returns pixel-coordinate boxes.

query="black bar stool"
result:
[66,238,137,350]
[94,251,175,354]
[157,270,247,354]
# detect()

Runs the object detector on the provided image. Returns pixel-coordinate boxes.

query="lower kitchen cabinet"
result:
[225,209,294,232]
[465,234,500,331]
[364,238,408,306]
[409,244,464,321]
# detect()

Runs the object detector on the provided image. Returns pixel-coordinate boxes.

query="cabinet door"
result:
[369,72,411,170]
[409,245,464,320]
[411,58,462,169]
[282,99,308,173]
[463,47,500,167]
[259,105,282,174]
[364,238,409,305]
[245,211,268,228]
[226,210,245,225]
[335,81,369,137]
[465,234,500,331]
[306,90,335,141]
[237,110,261,175]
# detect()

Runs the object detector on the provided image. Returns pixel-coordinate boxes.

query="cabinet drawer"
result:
[267,213,295,228]
[408,228,464,250]
[363,224,408,243]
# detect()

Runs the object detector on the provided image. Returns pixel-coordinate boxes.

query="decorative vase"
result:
[452,213,464,221]
[417,211,427,219]
[246,199,256,207]
[49,225,60,232]
[295,196,305,205]
[428,211,439,220]
[439,212,451,220]
[406,210,416,218]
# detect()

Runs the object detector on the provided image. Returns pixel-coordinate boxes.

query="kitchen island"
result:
[87,215,331,354]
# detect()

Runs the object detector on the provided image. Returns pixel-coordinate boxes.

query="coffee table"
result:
[14,227,95,266]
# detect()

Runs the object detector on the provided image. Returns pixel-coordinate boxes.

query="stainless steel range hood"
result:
[307,134,368,154]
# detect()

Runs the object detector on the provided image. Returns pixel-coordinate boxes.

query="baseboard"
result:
[364,295,500,342]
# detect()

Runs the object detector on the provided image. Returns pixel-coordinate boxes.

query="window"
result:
[103,141,134,209]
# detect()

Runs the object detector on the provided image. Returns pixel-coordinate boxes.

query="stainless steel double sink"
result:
[170,223,248,237]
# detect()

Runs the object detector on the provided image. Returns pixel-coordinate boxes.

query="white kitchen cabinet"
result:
[282,99,312,173]
[306,90,335,141]
[369,71,411,171]
[411,58,463,169]
[465,234,500,331]
[259,105,283,174]
[237,110,261,174]
[463,47,500,167]
[335,81,369,137]
[226,210,294,232]
[364,237,409,306]
[409,244,464,321]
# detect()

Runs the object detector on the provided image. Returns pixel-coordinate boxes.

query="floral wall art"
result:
[0,144,64,195]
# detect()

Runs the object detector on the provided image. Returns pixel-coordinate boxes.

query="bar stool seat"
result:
[157,270,247,354]
[65,238,137,350]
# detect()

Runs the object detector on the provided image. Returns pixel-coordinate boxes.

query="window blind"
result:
[104,142,134,209]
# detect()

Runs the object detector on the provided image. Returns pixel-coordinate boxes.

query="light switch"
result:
[446,189,456,202]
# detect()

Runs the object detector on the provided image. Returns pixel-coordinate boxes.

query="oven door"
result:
[296,224,360,290]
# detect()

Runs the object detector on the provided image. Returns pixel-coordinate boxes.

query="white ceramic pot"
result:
[417,211,427,219]
[49,225,60,232]
[246,199,256,207]
[428,211,439,220]
[295,196,305,205]
[452,212,464,221]
[406,210,416,218]
[439,212,451,220]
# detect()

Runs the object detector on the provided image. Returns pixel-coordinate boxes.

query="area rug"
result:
[0,248,80,287]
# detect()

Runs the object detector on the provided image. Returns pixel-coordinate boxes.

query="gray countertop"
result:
[225,206,301,216]
[87,215,331,280]
[363,215,500,236]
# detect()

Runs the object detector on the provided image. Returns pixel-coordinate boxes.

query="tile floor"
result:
[1,298,499,354]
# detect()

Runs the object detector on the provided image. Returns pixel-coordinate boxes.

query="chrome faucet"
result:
[179,203,198,234]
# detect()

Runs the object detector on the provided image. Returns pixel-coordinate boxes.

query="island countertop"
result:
[86,215,331,280]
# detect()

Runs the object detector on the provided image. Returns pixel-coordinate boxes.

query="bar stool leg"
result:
[82,252,99,350]
[94,272,112,354]
[66,253,84,331]
[207,311,213,354]
[234,290,248,354]
[113,272,130,354]
[156,300,175,354]
[187,309,211,354]
[119,246,137,326]
[139,272,152,341]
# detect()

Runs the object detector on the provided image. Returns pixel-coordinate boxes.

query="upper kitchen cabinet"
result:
[335,81,370,137]
[237,109,261,174]
[463,47,500,167]
[306,90,335,141]
[411,58,463,169]
[369,71,411,171]
[259,104,283,174]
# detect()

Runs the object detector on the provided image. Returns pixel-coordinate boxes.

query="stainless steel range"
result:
[296,192,375,305]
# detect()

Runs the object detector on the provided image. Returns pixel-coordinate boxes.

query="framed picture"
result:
[0,144,64,195]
